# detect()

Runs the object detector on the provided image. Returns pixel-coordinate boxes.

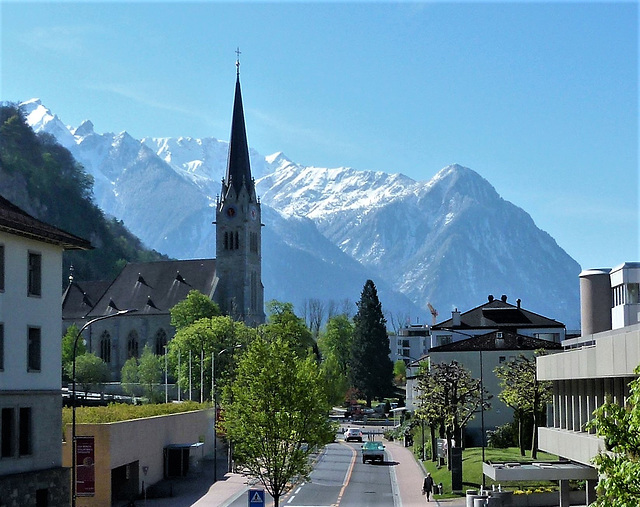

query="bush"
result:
[486,422,517,448]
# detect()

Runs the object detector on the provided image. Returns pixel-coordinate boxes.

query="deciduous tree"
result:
[494,352,552,457]
[586,366,640,505]
[168,315,254,401]
[67,353,109,397]
[222,335,335,507]
[170,289,220,330]
[62,324,85,380]
[416,361,487,465]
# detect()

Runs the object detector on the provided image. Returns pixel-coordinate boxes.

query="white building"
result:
[391,324,429,365]
[0,196,91,506]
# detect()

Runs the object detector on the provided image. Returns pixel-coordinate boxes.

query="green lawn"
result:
[419,446,559,498]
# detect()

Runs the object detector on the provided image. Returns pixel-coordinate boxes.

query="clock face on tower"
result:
[226,205,237,218]
[249,205,258,221]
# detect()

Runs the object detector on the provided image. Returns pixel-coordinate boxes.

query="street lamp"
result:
[213,344,242,482]
[71,308,136,507]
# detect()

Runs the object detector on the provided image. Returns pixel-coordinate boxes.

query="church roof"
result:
[0,195,92,250]
[224,73,255,199]
[62,279,112,319]
[85,259,217,318]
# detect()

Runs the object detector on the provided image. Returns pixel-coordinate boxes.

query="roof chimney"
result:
[488,295,494,302]
[501,294,507,303]
[452,308,461,326]
[516,298,521,309]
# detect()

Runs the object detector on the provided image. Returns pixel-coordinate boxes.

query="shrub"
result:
[486,422,517,448]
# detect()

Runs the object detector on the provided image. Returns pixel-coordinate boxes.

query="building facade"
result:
[0,196,91,506]
[536,262,640,502]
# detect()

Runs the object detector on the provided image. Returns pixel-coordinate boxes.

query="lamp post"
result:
[71,308,136,507]
[213,344,242,482]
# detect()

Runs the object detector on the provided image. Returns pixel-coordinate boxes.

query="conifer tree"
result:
[349,280,394,406]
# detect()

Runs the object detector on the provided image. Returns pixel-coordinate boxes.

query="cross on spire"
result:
[235,47,241,76]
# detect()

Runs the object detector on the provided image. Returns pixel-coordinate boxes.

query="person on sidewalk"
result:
[422,472,434,501]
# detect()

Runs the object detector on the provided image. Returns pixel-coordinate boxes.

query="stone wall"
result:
[0,467,70,507]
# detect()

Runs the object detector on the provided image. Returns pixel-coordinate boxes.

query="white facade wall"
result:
[0,231,64,475]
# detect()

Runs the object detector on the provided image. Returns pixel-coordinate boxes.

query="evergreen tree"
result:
[349,280,394,406]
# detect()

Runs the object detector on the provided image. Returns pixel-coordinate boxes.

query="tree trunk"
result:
[531,410,539,459]
[518,415,525,456]
[430,424,437,462]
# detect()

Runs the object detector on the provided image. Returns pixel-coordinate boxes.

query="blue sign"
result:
[248,489,265,507]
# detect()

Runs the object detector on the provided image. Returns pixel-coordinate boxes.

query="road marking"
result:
[335,442,357,506]
[295,487,302,494]
[287,496,295,504]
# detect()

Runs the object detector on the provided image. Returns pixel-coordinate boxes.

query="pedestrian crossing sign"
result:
[248,488,265,506]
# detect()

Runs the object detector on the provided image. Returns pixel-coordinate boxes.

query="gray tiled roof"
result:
[429,329,563,352]
[85,259,217,317]
[434,298,564,330]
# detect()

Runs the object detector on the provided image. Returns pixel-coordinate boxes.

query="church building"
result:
[62,61,265,381]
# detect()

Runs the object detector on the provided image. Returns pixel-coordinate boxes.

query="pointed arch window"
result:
[99,331,111,363]
[127,330,139,358]
[155,329,168,356]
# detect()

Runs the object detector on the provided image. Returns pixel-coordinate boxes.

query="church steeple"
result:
[223,55,255,201]
[215,54,265,326]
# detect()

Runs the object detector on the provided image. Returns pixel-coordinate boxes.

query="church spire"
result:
[224,51,255,200]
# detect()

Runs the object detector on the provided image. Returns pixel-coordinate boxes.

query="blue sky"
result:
[1,1,638,271]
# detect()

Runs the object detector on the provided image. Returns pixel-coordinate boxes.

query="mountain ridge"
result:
[20,99,581,327]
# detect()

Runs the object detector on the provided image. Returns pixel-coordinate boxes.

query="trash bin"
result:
[466,490,478,507]
[473,497,489,507]
[486,496,503,507]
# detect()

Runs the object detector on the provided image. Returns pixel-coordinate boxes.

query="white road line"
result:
[287,495,295,503]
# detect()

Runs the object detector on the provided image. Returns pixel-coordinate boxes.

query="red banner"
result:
[76,436,95,496]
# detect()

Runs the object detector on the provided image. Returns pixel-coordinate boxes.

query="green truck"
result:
[361,441,385,463]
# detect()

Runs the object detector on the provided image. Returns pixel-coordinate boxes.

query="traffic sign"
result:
[248,489,265,507]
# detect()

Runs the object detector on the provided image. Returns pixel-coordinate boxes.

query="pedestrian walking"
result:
[422,472,434,502]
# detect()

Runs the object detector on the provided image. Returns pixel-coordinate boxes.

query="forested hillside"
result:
[0,103,167,283]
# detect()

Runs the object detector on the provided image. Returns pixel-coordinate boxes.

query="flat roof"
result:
[483,461,597,481]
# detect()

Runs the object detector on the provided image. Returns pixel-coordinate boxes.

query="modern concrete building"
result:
[534,262,640,505]
[0,196,91,506]
[61,408,214,506]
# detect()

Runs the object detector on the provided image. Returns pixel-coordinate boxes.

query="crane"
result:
[427,302,438,326]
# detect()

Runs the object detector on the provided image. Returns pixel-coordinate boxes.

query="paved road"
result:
[227,429,396,507]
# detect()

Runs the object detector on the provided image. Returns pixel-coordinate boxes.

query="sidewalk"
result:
[384,440,466,507]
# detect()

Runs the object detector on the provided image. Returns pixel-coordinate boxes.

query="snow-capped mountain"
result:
[21,99,581,326]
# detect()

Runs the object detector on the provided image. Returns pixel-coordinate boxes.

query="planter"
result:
[510,490,585,507]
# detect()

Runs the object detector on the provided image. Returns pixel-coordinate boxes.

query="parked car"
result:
[361,441,385,463]
[344,427,364,442]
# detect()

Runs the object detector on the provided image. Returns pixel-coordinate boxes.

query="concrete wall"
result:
[538,324,640,380]
[62,408,214,506]
[538,427,605,466]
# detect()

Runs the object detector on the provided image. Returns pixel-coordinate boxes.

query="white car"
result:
[344,428,363,442]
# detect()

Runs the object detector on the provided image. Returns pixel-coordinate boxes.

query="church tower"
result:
[215,58,265,326]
